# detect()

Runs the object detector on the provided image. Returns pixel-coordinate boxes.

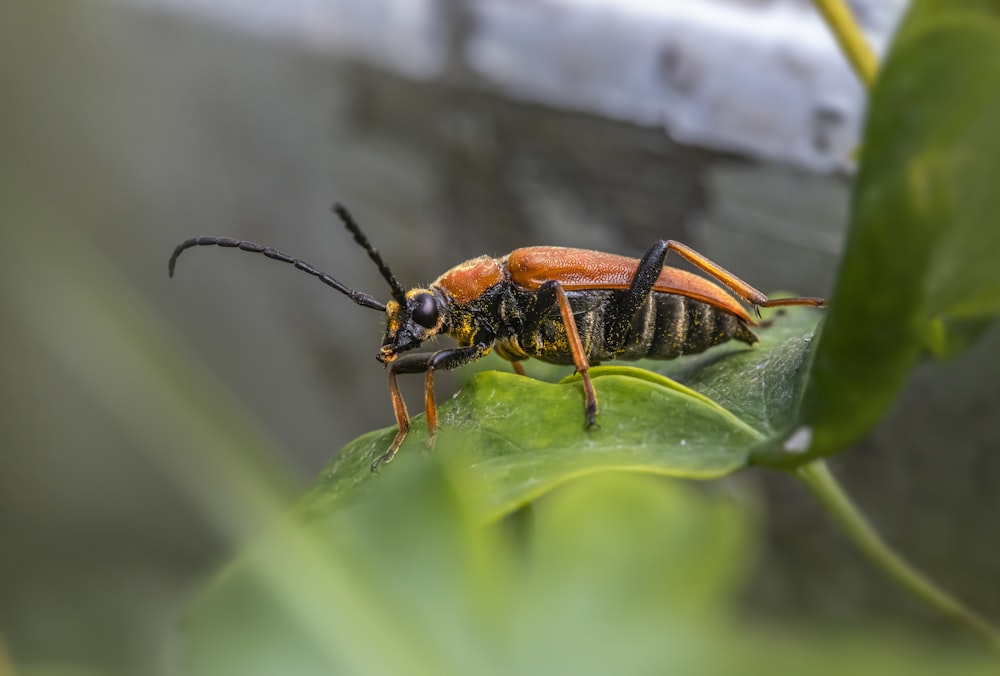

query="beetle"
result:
[169,203,825,471]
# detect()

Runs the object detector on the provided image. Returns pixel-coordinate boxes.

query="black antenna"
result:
[168,236,387,311]
[331,203,406,303]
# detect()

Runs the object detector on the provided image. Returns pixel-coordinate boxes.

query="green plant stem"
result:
[796,460,1000,650]
[812,0,878,88]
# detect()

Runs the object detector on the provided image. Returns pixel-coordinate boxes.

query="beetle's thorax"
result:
[432,255,504,304]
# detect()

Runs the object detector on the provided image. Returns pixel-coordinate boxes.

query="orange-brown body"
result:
[421,245,761,369]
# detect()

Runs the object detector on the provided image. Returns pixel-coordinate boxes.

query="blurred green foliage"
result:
[183,461,998,676]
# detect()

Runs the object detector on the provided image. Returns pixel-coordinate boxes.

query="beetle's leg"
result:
[421,344,492,436]
[540,280,598,427]
[373,352,434,471]
[605,241,670,353]
[512,361,526,376]
[755,295,827,308]
[372,344,492,471]
[372,368,412,472]
[660,240,825,313]
[423,368,438,434]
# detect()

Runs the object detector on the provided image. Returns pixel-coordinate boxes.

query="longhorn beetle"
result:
[169,204,825,471]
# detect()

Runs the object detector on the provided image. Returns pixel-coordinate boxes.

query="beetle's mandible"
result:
[169,204,825,471]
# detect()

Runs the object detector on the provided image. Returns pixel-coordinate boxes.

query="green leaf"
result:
[899,0,1000,36]
[299,307,822,519]
[770,5,1000,461]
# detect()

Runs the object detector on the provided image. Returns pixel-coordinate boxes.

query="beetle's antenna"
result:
[168,236,387,311]
[331,203,407,303]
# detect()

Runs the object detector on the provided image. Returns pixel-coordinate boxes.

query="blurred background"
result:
[2,0,998,674]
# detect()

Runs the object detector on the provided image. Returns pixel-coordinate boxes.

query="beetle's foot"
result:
[370,450,394,473]
[371,431,406,473]
[372,449,398,474]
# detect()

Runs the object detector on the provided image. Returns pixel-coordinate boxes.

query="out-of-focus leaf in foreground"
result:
[181,460,997,676]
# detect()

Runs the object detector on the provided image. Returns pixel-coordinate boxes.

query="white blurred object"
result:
[119,0,907,171]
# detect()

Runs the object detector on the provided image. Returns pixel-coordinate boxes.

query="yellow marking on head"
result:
[405,288,435,301]
[385,299,402,333]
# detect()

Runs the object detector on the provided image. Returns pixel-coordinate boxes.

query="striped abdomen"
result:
[513,289,758,365]
[607,290,757,361]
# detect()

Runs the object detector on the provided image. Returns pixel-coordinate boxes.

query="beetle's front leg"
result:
[375,367,412,472]
[371,343,492,472]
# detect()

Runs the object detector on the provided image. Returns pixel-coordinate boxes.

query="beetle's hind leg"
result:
[756,295,826,310]
[604,240,670,354]
[658,240,825,313]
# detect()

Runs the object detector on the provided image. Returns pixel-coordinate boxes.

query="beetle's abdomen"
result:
[519,290,756,365]
[614,291,757,360]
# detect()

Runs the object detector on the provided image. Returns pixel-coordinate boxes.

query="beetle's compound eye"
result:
[411,292,439,329]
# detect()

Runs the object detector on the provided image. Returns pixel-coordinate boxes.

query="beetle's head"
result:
[377,287,447,364]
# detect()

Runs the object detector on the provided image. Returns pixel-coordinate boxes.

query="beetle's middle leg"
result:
[538,280,598,427]
[373,343,491,471]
